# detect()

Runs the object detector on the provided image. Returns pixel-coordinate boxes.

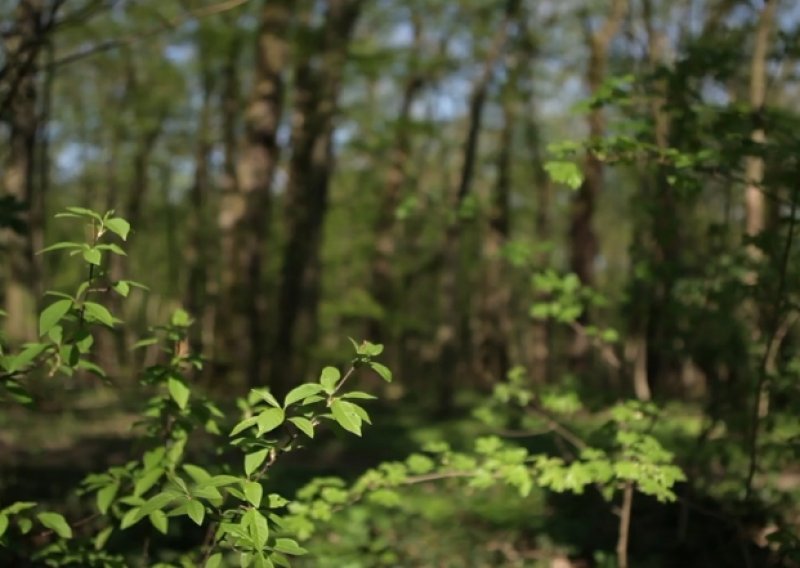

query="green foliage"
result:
[0,206,689,566]
[0,208,393,567]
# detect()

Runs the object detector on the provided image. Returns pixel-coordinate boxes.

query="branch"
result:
[51,0,253,68]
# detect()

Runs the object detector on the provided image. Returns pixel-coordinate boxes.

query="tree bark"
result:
[269,0,362,394]
[186,62,215,359]
[216,0,291,388]
[568,0,628,289]
[366,11,424,347]
[435,0,519,415]
[744,0,776,261]
[1,0,47,344]
[474,48,521,387]
[567,0,628,369]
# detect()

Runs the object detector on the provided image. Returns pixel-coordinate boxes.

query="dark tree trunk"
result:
[474,51,520,387]
[567,0,628,369]
[186,66,214,358]
[269,0,362,395]
[366,12,425,348]
[435,0,519,415]
[216,0,291,388]
[1,0,47,344]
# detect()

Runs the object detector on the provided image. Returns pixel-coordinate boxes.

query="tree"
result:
[216,0,292,388]
[270,0,363,393]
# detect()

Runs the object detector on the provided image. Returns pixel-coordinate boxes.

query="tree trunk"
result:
[211,32,242,378]
[435,0,518,415]
[186,65,214,358]
[567,0,628,367]
[270,0,362,395]
[216,0,291,389]
[744,0,776,263]
[1,0,46,344]
[366,12,424,348]
[474,49,521,387]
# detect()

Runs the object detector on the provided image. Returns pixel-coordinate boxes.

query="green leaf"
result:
[96,482,119,514]
[252,552,273,568]
[83,248,102,265]
[93,526,113,550]
[205,553,223,568]
[186,500,204,525]
[331,399,362,436]
[273,538,308,555]
[256,407,285,435]
[36,242,83,254]
[120,508,141,530]
[105,217,131,240]
[544,160,583,190]
[243,480,263,507]
[134,468,163,496]
[341,391,377,400]
[64,206,102,220]
[77,359,106,377]
[133,337,158,349]
[183,464,211,484]
[37,512,73,539]
[149,510,168,534]
[112,281,130,297]
[38,241,83,254]
[360,341,384,356]
[18,518,32,534]
[168,376,190,410]
[83,302,115,327]
[347,402,371,425]
[230,416,258,437]
[170,308,191,327]
[268,494,289,508]
[0,514,8,538]
[39,299,72,336]
[1,501,37,515]
[245,449,269,476]
[47,324,63,344]
[138,492,177,518]
[320,366,340,391]
[284,383,326,407]
[288,416,314,438]
[369,361,392,382]
[7,342,47,373]
[244,508,269,549]
[97,243,126,256]
[205,475,242,489]
[252,388,281,408]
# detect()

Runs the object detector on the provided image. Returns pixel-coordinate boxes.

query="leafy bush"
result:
[0,208,698,567]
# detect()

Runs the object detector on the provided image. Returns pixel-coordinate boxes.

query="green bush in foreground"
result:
[0,208,690,567]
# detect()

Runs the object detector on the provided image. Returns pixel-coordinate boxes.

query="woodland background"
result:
[2,0,800,566]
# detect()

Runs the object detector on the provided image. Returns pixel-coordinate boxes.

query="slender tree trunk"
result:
[366,13,424,348]
[567,0,628,368]
[435,0,518,415]
[744,0,776,262]
[745,0,777,455]
[474,50,521,386]
[270,0,362,395]
[217,0,291,388]
[211,32,242,377]
[518,34,553,384]
[186,68,214,357]
[2,0,46,344]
